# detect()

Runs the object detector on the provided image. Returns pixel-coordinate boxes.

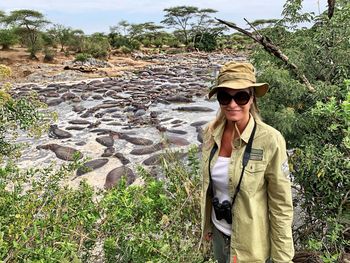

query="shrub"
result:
[101,147,208,262]
[0,65,52,163]
[43,48,56,62]
[120,46,132,54]
[74,53,92,62]
[193,32,217,52]
[251,2,350,259]
[0,29,18,50]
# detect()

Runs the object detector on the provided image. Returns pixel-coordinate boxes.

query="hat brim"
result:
[208,81,269,98]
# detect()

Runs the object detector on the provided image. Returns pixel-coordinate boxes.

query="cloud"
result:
[0,0,327,34]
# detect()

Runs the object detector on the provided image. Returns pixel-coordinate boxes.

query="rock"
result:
[36,144,83,161]
[49,125,73,139]
[96,136,114,147]
[105,166,135,189]
[75,158,109,177]
[114,152,130,165]
[175,106,214,112]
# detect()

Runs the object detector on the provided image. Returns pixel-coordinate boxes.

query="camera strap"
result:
[208,120,257,204]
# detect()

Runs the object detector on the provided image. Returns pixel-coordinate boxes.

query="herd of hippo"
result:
[16,53,238,189]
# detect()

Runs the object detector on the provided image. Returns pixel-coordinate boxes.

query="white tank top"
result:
[211,156,232,236]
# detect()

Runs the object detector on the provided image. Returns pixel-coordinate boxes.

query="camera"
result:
[212,197,232,224]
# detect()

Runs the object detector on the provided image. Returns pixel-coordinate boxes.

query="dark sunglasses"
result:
[217,90,252,106]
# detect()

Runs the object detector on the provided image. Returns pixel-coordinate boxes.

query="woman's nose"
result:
[227,98,238,107]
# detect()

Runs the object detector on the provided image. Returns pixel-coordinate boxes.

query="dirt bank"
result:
[0,47,154,84]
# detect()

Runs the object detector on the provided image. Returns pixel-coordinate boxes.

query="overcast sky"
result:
[0,0,328,34]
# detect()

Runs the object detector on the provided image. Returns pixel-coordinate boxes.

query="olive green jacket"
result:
[201,116,294,263]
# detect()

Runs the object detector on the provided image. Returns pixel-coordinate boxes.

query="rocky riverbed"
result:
[14,52,245,189]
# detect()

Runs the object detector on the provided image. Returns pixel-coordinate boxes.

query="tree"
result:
[48,24,73,52]
[0,29,18,50]
[67,29,85,53]
[110,20,130,36]
[4,9,50,58]
[161,6,199,44]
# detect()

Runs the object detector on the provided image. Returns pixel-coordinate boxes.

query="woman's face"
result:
[218,87,253,124]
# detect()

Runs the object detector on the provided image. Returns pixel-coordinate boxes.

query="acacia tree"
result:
[161,6,199,45]
[110,20,130,36]
[0,12,18,50]
[67,29,85,53]
[4,9,49,58]
[48,24,73,52]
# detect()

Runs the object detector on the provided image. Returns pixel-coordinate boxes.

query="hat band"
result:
[218,72,256,85]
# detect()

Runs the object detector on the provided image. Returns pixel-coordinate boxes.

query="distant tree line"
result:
[0,6,253,61]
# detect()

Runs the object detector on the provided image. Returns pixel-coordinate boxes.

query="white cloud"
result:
[0,0,328,33]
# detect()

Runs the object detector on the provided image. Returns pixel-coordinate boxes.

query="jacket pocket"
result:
[241,161,266,195]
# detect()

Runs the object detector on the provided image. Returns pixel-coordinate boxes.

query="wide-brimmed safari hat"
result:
[208,61,269,98]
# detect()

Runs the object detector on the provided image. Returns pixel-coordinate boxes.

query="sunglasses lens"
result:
[217,91,231,105]
[217,90,251,105]
[234,91,251,105]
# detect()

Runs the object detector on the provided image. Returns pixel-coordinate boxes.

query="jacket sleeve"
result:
[265,133,294,263]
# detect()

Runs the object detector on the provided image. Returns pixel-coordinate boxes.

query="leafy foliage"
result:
[0,29,18,50]
[0,65,53,163]
[0,144,212,262]
[101,147,207,262]
[0,159,100,262]
[251,1,350,259]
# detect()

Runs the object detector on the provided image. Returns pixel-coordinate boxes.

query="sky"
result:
[0,0,328,34]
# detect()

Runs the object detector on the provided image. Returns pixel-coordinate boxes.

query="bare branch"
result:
[216,17,315,93]
[327,0,336,19]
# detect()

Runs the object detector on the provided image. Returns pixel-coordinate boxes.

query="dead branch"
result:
[215,17,315,93]
[328,0,336,19]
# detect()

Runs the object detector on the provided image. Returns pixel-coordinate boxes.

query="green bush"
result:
[193,32,217,52]
[43,48,56,62]
[0,29,18,50]
[0,159,100,262]
[120,46,132,54]
[251,2,350,259]
[101,147,207,262]
[74,53,92,62]
[0,65,52,163]
[0,144,212,262]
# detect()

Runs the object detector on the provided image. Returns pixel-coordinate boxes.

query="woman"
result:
[201,62,294,263]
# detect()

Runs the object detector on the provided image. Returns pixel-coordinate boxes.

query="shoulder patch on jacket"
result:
[282,159,291,180]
